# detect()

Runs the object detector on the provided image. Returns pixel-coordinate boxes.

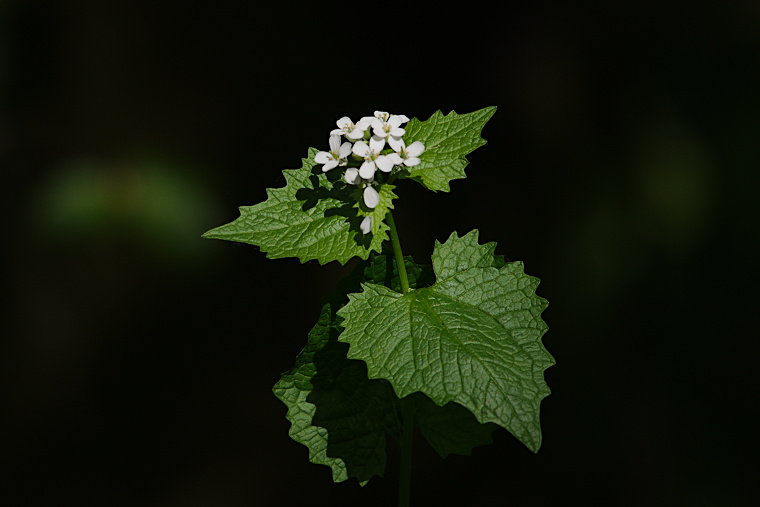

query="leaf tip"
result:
[461,228,480,242]
[445,230,461,242]
[201,227,221,240]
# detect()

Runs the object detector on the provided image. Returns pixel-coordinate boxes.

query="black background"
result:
[2,1,759,505]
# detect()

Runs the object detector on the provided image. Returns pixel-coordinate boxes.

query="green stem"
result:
[398,396,415,507]
[385,210,410,294]
[387,209,413,506]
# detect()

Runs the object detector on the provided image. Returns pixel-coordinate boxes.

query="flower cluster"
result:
[314,110,425,234]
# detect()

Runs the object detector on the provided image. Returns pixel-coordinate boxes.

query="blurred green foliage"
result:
[29,159,217,266]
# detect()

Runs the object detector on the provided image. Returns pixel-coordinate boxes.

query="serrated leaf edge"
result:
[337,229,554,452]
[404,106,497,192]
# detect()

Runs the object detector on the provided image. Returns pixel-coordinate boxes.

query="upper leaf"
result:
[336,230,554,453]
[202,148,396,265]
[401,107,496,192]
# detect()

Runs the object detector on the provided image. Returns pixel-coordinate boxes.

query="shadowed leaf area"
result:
[273,251,498,484]
[202,147,396,264]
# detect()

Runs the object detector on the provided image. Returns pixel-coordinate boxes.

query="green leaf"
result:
[202,148,396,265]
[274,251,503,483]
[401,107,497,192]
[272,253,416,485]
[272,303,398,484]
[336,230,554,452]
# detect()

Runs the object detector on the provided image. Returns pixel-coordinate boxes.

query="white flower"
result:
[344,167,360,185]
[330,116,370,141]
[388,138,425,167]
[344,168,379,210]
[360,215,372,235]
[315,135,353,171]
[360,112,381,124]
[363,185,380,208]
[375,111,391,122]
[362,111,410,125]
[352,136,393,179]
[371,115,406,139]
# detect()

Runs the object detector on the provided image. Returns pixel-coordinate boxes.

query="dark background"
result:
[2,1,758,505]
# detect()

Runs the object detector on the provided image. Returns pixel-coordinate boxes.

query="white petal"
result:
[404,157,421,167]
[314,151,331,164]
[370,118,384,130]
[387,153,404,165]
[394,114,410,124]
[369,136,385,153]
[353,141,369,157]
[359,160,376,179]
[344,167,360,185]
[338,142,353,159]
[373,127,388,137]
[389,127,405,137]
[329,135,341,152]
[359,116,375,125]
[388,136,404,152]
[375,155,394,173]
[363,186,380,208]
[336,116,352,128]
[406,141,425,157]
[374,111,389,121]
[360,215,372,234]
[346,128,365,140]
[322,159,339,171]
[330,128,345,136]
[388,116,403,128]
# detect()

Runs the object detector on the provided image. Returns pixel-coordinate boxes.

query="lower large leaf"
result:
[336,230,554,452]
[272,304,397,484]
[273,251,501,484]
